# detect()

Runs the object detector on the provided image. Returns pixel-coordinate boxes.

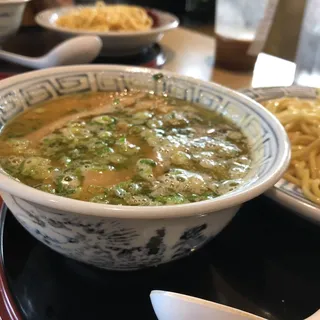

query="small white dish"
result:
[35,5,179,56]
[150,290,320,320]
[0,0,30,45]
[240,86,320,224]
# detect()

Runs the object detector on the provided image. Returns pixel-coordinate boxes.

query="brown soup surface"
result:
[0,90,251,206]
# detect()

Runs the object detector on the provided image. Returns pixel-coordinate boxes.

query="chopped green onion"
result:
[152,73,164,81]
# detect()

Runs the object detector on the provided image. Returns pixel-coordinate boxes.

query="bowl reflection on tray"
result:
[0,65,289,271]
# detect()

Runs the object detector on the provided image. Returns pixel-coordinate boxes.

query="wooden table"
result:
[0,26,296,90]
[161,27,296,89]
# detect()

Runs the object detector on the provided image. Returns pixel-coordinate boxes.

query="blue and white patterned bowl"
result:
[241,86,320,224]
[0,65,290,270]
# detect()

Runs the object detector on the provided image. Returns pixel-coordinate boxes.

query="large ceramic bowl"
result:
[0,65,290,271]
[35,6,179,56]
[0,0,30,45]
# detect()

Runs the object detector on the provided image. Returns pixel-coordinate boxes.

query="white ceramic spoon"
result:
[0,36,102,69]
[150,290,320,320]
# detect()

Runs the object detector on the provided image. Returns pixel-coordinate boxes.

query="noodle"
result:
[262,97,320,205]
[55,2,153,32]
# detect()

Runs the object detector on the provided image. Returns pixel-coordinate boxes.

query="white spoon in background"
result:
[150,290,320,320]
[0,36,103,69]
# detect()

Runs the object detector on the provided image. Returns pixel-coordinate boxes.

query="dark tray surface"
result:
[2,195,320,320]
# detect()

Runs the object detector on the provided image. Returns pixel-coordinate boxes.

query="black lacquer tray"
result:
[1,196,320,320]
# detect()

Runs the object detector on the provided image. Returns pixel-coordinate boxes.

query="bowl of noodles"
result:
[241,86,320,223]
[35,2,179,56]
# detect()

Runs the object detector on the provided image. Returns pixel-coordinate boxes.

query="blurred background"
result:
[22,0,215,35]
[18,0,318,85]
[76,0,215,23]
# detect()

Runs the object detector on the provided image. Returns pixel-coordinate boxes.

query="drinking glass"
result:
[294,0,320,87]
[214,0,267,70]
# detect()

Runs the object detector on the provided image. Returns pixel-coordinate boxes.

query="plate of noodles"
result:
[241,86,320,223]
[35,2,179,56]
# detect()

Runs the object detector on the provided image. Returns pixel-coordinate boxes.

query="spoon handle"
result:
[0,49,41,69]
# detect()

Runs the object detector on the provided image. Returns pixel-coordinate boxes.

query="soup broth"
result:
[0,91,251,206]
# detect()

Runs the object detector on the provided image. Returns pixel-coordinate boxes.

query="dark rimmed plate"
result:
[1,196,320,319]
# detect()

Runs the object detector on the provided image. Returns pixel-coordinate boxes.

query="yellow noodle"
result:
[301,122,312,135]
[302,169,320,204]
[292,138,320,159]
[285,121,297,131]
[291,145,304,152]
[295,162,306,180]
[291,135,314,145]
[309,149,318,179]
[291,160,302,166]
[314,152,320,179]
[283,172,302,186]
[56,2,153,32]
[311,179,320,197]
[262,97,320,205]
[316,154,320,169]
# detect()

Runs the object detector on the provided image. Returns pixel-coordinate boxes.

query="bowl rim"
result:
[0,65,290,220]
[35,6,179,37]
